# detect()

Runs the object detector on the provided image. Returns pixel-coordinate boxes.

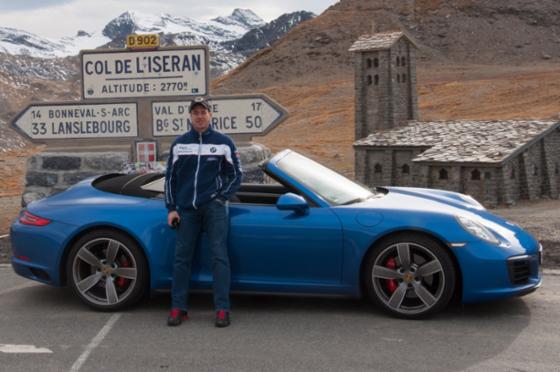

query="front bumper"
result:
[452,240,542,303]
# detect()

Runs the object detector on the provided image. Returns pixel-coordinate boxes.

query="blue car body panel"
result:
[10,150,542,305]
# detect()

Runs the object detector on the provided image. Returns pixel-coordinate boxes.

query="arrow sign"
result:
[11,102,138,141]
[152,94,288,136]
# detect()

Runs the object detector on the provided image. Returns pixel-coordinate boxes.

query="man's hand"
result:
[168,211,180,228]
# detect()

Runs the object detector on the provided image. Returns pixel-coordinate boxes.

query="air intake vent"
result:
[29,268,51,282]
[507,256,531,285]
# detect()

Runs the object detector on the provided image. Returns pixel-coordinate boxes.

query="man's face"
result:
[190,105,212,133]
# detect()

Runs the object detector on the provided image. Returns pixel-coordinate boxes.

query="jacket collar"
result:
[188,125,213,137]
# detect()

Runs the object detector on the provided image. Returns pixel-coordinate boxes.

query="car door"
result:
[195,203,344,288]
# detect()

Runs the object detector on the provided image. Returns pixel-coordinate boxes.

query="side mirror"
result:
[276,193,309,215]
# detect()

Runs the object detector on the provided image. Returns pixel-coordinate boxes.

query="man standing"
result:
[165,97,242,327]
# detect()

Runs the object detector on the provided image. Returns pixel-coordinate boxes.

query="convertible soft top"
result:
[92,173,164,198]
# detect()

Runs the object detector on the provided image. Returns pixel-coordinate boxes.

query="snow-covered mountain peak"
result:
[212,8,265,30]
[102,11,162,39]
[0,27,65,57]
[0,26,108,58]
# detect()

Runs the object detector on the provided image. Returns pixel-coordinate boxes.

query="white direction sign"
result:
[12,102,138,141]
[81,47,209,99]
[152,95,287,136]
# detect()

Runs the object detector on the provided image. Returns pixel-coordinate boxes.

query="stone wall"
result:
[501,160,521,205]
[356,140,560,207]
[236,143,272,183]
[393,149,414,186]
[543,129,560,198]
[365,149,392,186]
[354,50,392,139]
[521,141,544,200]
[356,147,427,188]
[23,152,129,205]
[391,39,418,125]
[22,143,272,206]
[462,167,499,206]
[428,165,460,192]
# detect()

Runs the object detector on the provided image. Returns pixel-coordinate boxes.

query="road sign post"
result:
[151,95,287,137]
[80,46,209,99]
[11,102,138,142]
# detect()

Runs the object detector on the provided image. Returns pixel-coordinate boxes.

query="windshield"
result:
[275,151,376,206]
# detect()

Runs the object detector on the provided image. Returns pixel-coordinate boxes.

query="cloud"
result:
[0,0,75,12]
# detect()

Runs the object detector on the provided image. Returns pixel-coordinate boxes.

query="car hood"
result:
[352,186,529,238]
[383,186,485,212]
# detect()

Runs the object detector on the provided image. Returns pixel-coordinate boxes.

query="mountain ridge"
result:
[0,8,313,76]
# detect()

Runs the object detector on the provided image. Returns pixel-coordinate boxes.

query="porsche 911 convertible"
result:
[10,149,542,318]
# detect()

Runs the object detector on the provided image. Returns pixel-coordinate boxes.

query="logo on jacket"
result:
[210,147,217,153]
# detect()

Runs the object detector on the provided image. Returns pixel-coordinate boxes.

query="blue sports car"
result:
[10,149,542,318]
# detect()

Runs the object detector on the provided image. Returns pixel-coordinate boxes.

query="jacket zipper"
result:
[192,132,202,209]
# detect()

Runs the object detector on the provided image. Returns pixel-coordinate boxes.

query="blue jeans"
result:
[171,199,230,311]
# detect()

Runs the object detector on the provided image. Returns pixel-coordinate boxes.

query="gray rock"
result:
[83,153,128,171]
[22,192,46,207]
[238,143,271,165]
[63,171,100,185]
[27,155,40,170]
[42,156,81,170]
[242,166,267,183]
[26,171,58,187]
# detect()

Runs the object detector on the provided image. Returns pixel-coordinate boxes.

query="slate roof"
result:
[349,31,407,52]
[354,120,560,164]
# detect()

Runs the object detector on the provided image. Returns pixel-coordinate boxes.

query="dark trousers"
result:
[171,199,230,311]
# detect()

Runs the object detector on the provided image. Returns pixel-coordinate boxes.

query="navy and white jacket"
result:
[165,126,242,211]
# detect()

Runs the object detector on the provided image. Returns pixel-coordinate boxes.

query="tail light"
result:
[19,211,51,226]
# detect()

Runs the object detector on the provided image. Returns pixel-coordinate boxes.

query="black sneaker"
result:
[167,308,188,326]
[215,310,230,328]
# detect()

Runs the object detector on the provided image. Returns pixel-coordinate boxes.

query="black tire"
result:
[66,229,148,311]
[364,233,456,319]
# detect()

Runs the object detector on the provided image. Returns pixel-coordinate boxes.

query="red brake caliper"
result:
[116,257,129,288]
[385,257,398,293]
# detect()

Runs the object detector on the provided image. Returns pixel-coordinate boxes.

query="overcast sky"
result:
[0,0,338,38]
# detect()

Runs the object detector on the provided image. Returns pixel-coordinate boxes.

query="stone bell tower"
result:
[349,31,419,140]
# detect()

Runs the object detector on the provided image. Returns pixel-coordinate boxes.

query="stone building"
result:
[349,32,419,140]
[350,32,560,206]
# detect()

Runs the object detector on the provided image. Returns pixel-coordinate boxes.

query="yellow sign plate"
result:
[126,34,160,49]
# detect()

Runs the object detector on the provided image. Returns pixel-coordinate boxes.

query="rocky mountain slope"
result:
[223,11,315,56]
[217,0,560,92]
[0,53,79,124]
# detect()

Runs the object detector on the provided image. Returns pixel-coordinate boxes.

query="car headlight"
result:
[456,215,500,245]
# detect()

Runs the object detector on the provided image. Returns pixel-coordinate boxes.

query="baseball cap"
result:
[189,97,211,112]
